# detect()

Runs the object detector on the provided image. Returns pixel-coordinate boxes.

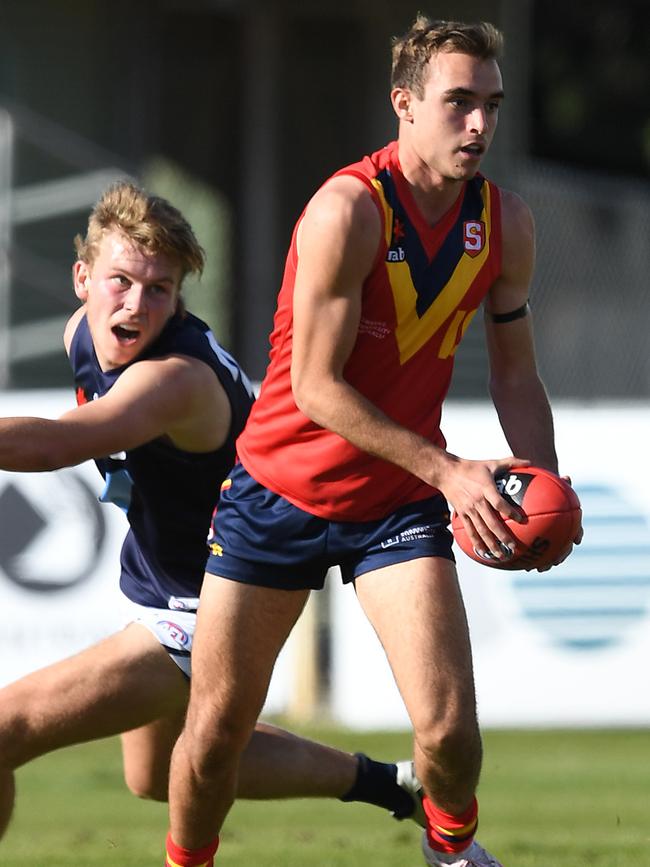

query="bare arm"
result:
[485,190,582,556]
[291,176,443,479]
[0,342,231,472]
[290,176,525,557]
[485,190,557,470]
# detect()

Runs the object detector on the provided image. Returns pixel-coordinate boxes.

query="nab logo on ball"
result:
[495,471,532,502]
[0,468,107,592]
[452,466,582,571]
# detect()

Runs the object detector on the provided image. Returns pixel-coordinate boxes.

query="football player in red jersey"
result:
[165,16,582,867]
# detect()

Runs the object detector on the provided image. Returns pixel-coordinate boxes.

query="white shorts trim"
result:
[121,596,198,679]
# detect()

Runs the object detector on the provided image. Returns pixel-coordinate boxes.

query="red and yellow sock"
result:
[165,832,219,867]
[423,796,478,854]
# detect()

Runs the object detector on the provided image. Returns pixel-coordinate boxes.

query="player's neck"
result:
[410,178,464,228]
[396,144,464,227]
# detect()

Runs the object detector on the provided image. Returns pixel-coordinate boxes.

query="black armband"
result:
[490,301,530,323]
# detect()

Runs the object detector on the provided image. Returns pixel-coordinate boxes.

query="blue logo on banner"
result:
[511,484,650,650]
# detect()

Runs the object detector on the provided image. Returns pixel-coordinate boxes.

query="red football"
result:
[451,466,582,570]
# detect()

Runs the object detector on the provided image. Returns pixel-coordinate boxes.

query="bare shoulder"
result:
[47,346,229,466]
[485,188,536,313]
[115,352,221,406]
[63,305,86,355]
[499,188,535,251]
[116,353,230,452]
[301,174,381,245]
[310,173,379,215]
[297,174,382,288]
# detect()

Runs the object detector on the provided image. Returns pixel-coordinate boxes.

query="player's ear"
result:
[390,87,414,122]
[73,259,90,301]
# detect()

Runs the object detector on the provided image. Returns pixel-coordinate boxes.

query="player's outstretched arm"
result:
[0,353,225,473]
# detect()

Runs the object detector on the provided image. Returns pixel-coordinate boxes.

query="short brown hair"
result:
[391,16,504,99]
[74,181,205,279]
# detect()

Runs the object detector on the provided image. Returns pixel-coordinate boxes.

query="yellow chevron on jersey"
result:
[371,176,394,249]
[438,307,479,359]
[371,176,494,365]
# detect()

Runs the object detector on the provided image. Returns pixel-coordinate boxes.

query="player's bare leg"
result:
[0,772,14,840]
[123,699,361,804]
[238,722,358,798]
[0,615,420,846]
[240,731,424,823]
[354,557,481,812]
[122,709,188,800]
[0,624,188,839]
[124,699,421,822]
[168,575,310,850]
[355,557,503,864]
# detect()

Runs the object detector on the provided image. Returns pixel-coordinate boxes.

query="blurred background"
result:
[0,0,648,393]
[0,0,649,728]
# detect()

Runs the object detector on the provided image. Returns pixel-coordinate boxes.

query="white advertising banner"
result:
[330,402,650,729]
[0,390,126,685]
[4,393,650,727]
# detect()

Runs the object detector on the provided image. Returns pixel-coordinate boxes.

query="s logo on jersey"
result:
[463,220,485,257]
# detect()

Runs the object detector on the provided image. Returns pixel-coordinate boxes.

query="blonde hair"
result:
[392,16,504,99]
[74,182,205,279]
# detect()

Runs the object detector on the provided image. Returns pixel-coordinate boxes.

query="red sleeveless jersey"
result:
[237,141,502,520]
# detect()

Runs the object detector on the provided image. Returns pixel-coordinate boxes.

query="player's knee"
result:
[124,770,168,802]
[416,711,481,773]
[126,780,168,801]
[184,709,252,775]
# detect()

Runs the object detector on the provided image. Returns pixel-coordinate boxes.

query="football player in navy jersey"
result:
[0,183,423,846]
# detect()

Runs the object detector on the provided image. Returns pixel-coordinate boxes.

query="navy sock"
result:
[339,752,415,819]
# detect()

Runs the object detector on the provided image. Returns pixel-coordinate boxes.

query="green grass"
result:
[3,727,649,865]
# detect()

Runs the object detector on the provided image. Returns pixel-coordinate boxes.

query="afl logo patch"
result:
[463,220,485,257]
[156,620,190,648]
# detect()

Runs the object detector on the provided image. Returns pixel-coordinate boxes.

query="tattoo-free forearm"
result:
[293,376,454,488]
[0,417,71,472]
[489,375,558,472]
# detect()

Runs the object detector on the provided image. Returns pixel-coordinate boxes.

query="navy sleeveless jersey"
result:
[69,310,255,608]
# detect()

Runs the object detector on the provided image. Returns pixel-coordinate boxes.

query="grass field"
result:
[2,725,649,866]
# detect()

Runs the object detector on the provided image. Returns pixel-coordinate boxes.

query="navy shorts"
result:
[206,463,454,590]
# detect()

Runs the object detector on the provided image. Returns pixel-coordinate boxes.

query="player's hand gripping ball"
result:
[451,466,582,570]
